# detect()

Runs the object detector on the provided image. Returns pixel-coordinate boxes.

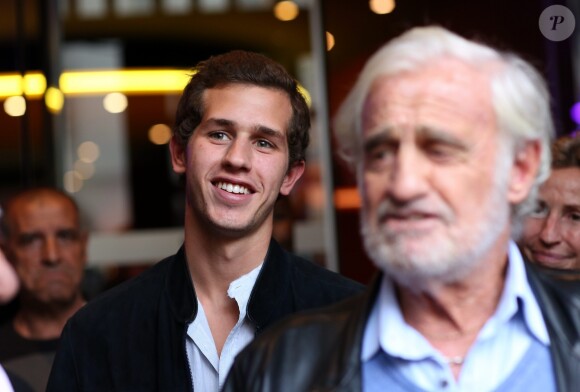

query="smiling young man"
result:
[520,135,580,270]
[46,50,363,392]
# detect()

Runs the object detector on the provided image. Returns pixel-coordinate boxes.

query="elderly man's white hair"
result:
[334,25,555,238]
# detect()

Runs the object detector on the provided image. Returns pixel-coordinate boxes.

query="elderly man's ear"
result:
[507,140,542,204]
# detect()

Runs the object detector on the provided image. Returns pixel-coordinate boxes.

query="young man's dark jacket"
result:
[224,262,580,392]
[46,239,364,391]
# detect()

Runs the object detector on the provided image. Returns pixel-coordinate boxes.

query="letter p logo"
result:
[539,5,575,41]
[550,15,565,30]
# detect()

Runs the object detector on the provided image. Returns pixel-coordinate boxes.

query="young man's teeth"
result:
[218,182,249,194]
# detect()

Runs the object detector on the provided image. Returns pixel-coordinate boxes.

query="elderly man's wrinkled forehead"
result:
[361,57,499,133]
[366,55,502,95]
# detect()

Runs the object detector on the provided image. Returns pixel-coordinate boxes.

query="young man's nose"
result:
[223,139,252,170]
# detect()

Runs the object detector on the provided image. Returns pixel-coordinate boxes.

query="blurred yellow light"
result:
[297,85,311,108]
[0,69,313,109]
[77,141,100,163]
[45,87,64,113]
[60,69,191,95]
[274,1,299,21]
[4,96,26,117]
[0,72,46,98]
[148,123,172,145]
[369,0,395,14]
[103,92,128,113]
[0,75,23,97]
[326,32,335,51]
[23,73,47,97]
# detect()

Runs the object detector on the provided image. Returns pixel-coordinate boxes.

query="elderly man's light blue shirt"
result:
[361,241,551,391]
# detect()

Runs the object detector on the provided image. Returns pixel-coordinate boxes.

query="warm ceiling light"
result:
[334,187,361,210]
[0,69,313,106]
[60,69,192,95]
[148,123,172,145]
[0,75,25,98]
[64,170,84,193]
[24,73,47,97]
[297,85,311,107]
[103,92,128,113]
[274,1,299,21]
[73,160,95,180]
[0,72,46,98]
[4,96,26,117]
[77,141,100,163]
[369,0,395,14]
[45,87,64,113]
[326,31,335,51]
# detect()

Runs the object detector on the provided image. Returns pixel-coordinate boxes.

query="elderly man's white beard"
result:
[360,159,512,293]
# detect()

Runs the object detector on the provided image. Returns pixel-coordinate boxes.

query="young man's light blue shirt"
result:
[361,241,550,391]
[186,263,263,392]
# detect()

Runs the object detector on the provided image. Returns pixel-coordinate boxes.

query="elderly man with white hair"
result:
[224,26,580,392]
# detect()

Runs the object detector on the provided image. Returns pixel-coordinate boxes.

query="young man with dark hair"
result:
[47,50,363,392]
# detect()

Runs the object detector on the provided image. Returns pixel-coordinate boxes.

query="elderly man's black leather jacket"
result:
[225,262,580,392]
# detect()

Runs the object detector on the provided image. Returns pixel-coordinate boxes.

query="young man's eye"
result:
[209,132,229,141]
[256,139,274,149]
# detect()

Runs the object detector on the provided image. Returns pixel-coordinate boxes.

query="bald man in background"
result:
[0,187,87,392]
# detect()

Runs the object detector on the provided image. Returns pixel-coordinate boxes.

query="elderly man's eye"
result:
[529,202,549,218]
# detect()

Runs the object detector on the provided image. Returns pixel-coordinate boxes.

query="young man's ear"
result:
[169,136,187,174]
[280,161,306,196]
[508,140,542,204]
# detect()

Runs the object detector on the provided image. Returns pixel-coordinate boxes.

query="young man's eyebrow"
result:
[256,126,285,141]
[203,118,284,141]
[205,118,235,128]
